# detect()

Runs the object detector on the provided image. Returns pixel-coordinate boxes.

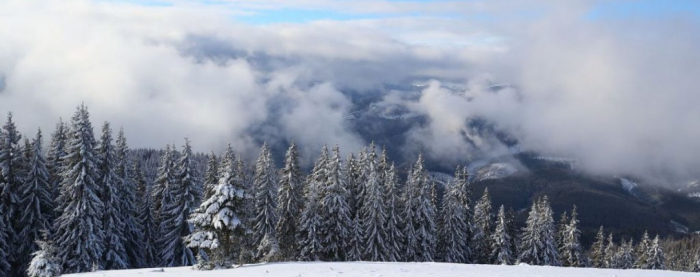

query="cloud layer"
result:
[1,0,699,182]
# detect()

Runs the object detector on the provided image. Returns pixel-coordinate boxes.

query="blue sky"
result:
[101,0,700,24]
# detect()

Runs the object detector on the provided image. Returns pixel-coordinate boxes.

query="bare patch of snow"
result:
[474,163,518,181]
[620,178,638,193]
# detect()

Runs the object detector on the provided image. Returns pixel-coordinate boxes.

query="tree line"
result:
[0,104,694,277]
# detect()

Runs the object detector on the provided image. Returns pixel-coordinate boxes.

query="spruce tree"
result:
[308,146,328,200]
[491,205,514,265]
[46,119,68,214]
[347,213,363,261]
[647,235,665,270]
[27,233,61,277]
[384,164,404,262]
[622,239,636,269]
[401,167,418,262]
[134,161,158,268]
[297,175,322,261]
[252,143,278,259]
[186,146,247,269]
[590,226,606,268]
[618,238,635,269]
[556,211,568,258]
[455,166,473,262]
[438,178,469,263]
[472,188,493,264]
[53,105,105,273]
[604,233,616,268]
[152,145,177,224]
[158,139,199,267]
[236,153,256,263]
[0,211,10,277]
[344,154,360,218]
[361,151,389,261]
[203,153,219,200]
[411,155,437,262]
[320,145,352,261]
[505,207,518,261]
[561,206,585,267]
[115,129,144,268]
[97,122,128,270]
[18,130,54,274]
[518,200,542,265]
[635,231,651,269]
[354,147,369,213]
[538,197,560,266]
[275,142,303,259]
[0,112,23,272]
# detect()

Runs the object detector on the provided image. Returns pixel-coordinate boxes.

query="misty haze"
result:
[0,1,699,277]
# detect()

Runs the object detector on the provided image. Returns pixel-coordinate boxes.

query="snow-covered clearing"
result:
[66,262,695,277]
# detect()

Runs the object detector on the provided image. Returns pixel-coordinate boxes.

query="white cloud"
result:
[0,0,699,183]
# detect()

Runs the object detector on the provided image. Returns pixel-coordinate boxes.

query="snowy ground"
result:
[66,262,697,277]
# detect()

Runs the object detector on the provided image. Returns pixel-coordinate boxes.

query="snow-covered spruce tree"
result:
[0,112,23,271]
[402,167,418,262]
[344,154,360,218]
[27,233,61,277]
[604,233,616,268]
[437,178,469,263]
[46,119,68,214]
[347,212,363,261]
[361,151,389,261]
[186,145,247,269]
[97,122,128,270]
[377,148,389,185]
[152,144,177,224]
[275,142,303,259]
[233,154,256,263]
[537,197,560,266]
[297,174,323,261]
[0,210,10,277]
[610,238,625,269]
[384,164,404,262]
[561,206,586,267]
[491,205,514,265]
[18,130,54,274]
[53,105,105,273]
[158,139,199,267]
[590,226,606,268]
[472,188,493,264]
[115,128,145,268]
[518,200,542,265]
[620,238,636,269]
[647,235,665,270]
[256,233,282,263]
[320,145,353,261]
[411,154,437,262]
[454,166,473,263]
[203,152,219,200]
[635,231,651,269]
[236,157,252,221]
[505,207,518,260]
[354,147,370,213]
[308,146,329,201]
[252,143,278,260]
[556,211,568,258]
[134,161,158,268]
